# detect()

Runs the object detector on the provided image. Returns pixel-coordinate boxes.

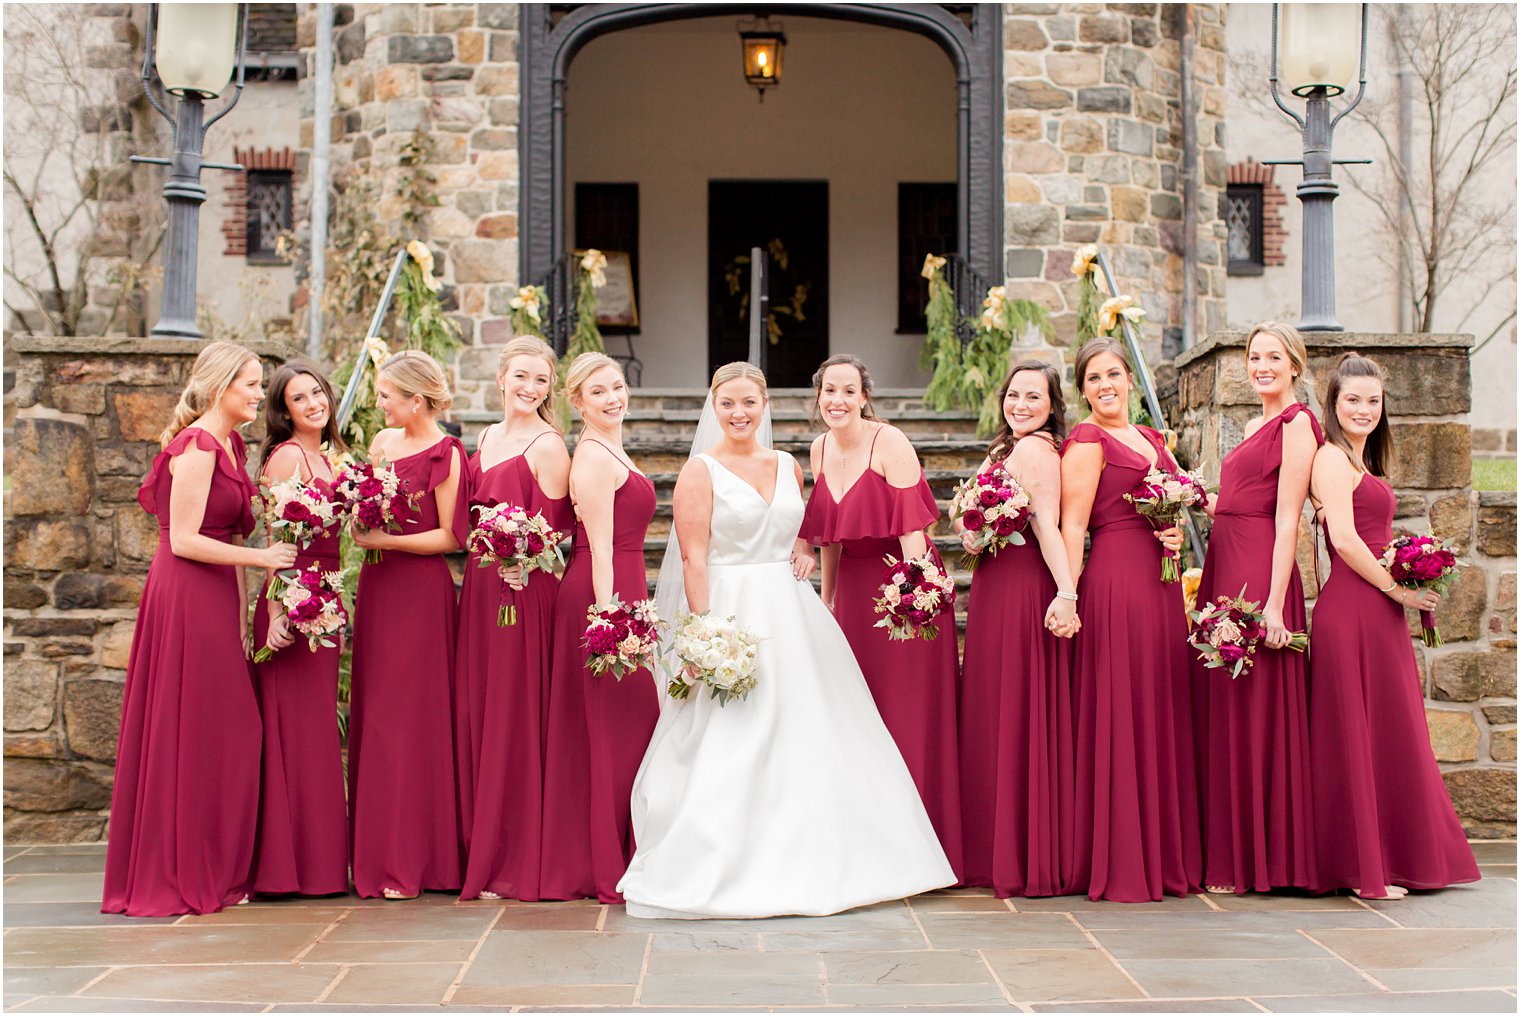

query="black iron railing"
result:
[941,253,995,349]
[534,253,642,385]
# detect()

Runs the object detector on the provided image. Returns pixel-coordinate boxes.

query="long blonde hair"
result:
[379,350,453,413]
[710,361,769,399]
[561,352,623,409]
[159,340,258,447]
[1245,320,1315,405]
[497,337,560,428]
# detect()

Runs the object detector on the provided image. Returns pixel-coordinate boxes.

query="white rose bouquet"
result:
[665,611,762,706]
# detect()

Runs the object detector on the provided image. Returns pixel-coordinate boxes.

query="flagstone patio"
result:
[3,841,1515,1013]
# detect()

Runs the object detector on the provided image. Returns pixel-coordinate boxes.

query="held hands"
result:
[1155,526,1185,555]
[501,564,525,591]
[263,542,299,570]
[350,525,391,552]
[791,547,817,582]
[1394,586,1441,612]
[1044,596,1080,638]
[264,612,295,654]
[1262,601,1290,650]
[958,528,984,555]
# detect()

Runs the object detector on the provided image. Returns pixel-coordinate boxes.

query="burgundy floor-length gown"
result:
[957,443,1073,898]
[103,427,263,917]
[1309,471,1480,896]
[454,433,574,901]
[250,442,349,896]
[1193,404,1321,894]
[800,433,964,878]
[1062,422,1201,902]
[348,436,464,898]
[539,445,659,903]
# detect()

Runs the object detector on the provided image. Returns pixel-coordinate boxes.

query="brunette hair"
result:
[1073,338,1136,406]
[560,352,623,408]
[379,349,453,413]
[1322,352,1395,476]
[497,336,560,428]
[159,340,259,447]
[1245,320,1315,405]
[710,361,769,400]
[988,359,1067,462]
[257,361,348,475]
[810,354,882,425]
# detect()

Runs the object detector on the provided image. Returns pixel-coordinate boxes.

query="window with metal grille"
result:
[1226,183,1265,276]
[246,170,292,262]
[898,182,957,333]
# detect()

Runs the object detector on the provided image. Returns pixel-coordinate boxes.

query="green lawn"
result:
[1472,457,1517,492]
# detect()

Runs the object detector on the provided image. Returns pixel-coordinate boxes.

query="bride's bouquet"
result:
[948,463,1033,568]
[253,565,348,663]
[467,502,568,626]
[1380,532,1460,646]
[584,594,665,680]
[1187,587,1306,679]
[1123,465,1207,583]
[665,611,762,706]
[873,554,956,642]
[334,461,419,563]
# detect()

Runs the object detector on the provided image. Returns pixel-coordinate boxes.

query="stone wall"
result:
[1000,2,1229,364]
[1170,331,1517,836]
[2,337,298,842]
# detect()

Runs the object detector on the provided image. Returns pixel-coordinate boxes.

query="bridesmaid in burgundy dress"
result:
[1193,323,1320,896]
[1060,338,1200,902]
[800,354,963,876]
[456,338,572,901]
[540,353,659,902]
[104,342,298,916]
[250,363,350,897]
[348,350,465,899]
[1307,353,1479,899]
[956,360,1079,898]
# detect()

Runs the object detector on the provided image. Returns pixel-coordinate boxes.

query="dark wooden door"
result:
[708,181,828,388]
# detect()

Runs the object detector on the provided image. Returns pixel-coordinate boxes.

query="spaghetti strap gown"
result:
[1193,404,1320,894]
[348,436,464,898]
[1061,422,1201,902]
[540,451,659,902]
[250,442,349,896]
[799,435,964,878]
[1308,472,1480,896]
[454,434,573,901]
[103,428,262,916]
[957,441,1074,898]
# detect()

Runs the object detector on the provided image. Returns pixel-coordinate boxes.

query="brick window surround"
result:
[223,147,297,258]
[1227,160,1287,268]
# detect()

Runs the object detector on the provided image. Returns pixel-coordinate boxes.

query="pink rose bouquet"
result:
[1123,465,1208,583]
[583,594,665,680]
[1188,588,1306,679]
[949,463,1033,569]
[467,502,568,626]
[1380,532,1460,647]
[334,461,419,563]
[254,565,347,663]
[873,554,956,642]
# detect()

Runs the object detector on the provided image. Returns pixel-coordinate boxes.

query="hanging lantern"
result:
[738,16,786,101]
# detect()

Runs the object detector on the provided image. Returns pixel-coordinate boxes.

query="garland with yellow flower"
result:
[1069,244,1152,426]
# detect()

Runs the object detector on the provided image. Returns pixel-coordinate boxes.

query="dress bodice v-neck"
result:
[699,451,801,566]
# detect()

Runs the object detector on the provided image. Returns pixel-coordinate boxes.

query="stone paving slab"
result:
[1,841,1513,1012]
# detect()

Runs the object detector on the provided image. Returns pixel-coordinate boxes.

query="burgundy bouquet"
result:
[948,464,1033,569]
[1123,465,1208,583]
[467,502,567,626]
[254,566,347,663]
[334,461,419,564]
[1380,532,1460,647]
[1188,587,1306,679]
[873,554,956,642]
[583,594,665,680]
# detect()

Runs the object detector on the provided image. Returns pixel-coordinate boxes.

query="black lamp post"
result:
[135,3,249,339]
[1267,3,1369,333]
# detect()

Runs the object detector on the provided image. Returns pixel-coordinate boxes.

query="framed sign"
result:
[588,249,639,329]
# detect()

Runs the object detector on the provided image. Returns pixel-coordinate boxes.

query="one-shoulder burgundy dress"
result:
[103,428,263,916]
[799,431,964,878]
[348,435,464,898]
[1193,404,1321,894]
[250,442,349,897]
[1061,422,1201,902]
[454,433,574,901]
[1308,471,1479,896]
[957,439,1074,898]
[539,444,659,903]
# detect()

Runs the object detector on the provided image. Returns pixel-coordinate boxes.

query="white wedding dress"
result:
[618,450,955,919]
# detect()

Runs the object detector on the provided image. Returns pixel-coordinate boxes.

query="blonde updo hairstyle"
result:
[159,340,259,447]
[710,361,769,401]
[379,349,453,414]
[561,352,624,412]
[497,336,560,428]
[1244,320,1315,405]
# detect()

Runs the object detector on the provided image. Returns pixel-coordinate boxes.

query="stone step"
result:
[454,408,983,441]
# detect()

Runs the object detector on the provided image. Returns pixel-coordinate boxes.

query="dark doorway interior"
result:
[708,181,829,388]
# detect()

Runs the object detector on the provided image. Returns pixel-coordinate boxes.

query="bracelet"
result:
[1378,579,1398,593]
[1056,590,1079,601]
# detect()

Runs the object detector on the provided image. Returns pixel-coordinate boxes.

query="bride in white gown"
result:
[618,362,955,919]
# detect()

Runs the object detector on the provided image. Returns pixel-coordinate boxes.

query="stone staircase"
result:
[455,388,990,622]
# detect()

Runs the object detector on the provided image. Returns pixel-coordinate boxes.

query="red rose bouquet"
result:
[583,594,665,680]
[1188,588,1306,679]
[1123,465,1208,583]
[254,565,347,663]
[467,502,568,626]
[873,554,956,642]
[948,463,1033,569]
[334,461,419,564]
[256,470,348,598]
[1380,532,1460,647]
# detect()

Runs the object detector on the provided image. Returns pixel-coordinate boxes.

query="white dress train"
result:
[618,451,955,919]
